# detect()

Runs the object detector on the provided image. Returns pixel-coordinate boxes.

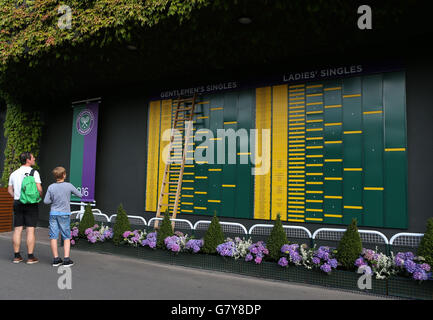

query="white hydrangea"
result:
[300,244,314,270]
[224,237,253,260]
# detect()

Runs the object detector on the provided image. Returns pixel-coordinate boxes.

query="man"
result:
[7,152,43,264]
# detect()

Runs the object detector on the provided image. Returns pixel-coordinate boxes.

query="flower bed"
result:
[71,225,433,300]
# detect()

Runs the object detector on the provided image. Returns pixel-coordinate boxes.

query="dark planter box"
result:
[73,241,432,300]
[388,276,433,300]
[0,187,13,232]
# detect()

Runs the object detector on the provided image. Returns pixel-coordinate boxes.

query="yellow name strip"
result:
[324,214,342,218]
[364,187,384,191]
[222,184,236,188]
[343,94,361,98]
[344,205,363,210]
[363,110,382,115]
[385,148,406,152]
[324,195,342,199]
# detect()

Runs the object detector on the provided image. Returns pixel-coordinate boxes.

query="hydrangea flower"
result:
[311,246,338,274]
[278,257,288,267]
[393,251,432,281]
[185,239,203,253]
[245,241,269,264]
[217,241,236,257]
[142,232,157,248]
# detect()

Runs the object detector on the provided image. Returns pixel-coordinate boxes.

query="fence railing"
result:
[72,210,424,253]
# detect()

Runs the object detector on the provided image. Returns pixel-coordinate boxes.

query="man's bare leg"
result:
[26,227,36,255]
[50,239,59,258]
[63,239,70,258]
[13,226,23,253]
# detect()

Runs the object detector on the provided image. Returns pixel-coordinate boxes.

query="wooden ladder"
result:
[154,94,197,228]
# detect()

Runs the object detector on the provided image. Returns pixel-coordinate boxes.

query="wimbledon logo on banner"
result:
[76,109,95,135]
[70,102,99,202]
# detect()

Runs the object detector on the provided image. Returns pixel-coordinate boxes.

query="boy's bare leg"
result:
[13,226,23,253]
[50,239,59,258]
[63,239,71,258]
[26,227,35,254]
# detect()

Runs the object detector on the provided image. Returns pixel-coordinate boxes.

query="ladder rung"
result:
[159,203,175,207]
[168,170,181,173]
[162,192,177,195]
[168,181,180,184]
[176,108,193,112]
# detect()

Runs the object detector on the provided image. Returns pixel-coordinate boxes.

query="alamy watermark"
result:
[358,5,372,30]
[357,265,372,290]
[57,266,72,290]
[58,5,72,30]
[161,122,271,176]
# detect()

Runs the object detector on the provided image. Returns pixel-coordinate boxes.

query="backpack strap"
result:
[29,169,36,177]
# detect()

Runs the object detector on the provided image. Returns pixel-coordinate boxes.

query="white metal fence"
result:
[72,209,425,251]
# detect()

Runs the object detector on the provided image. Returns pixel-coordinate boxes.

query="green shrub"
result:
[78,204,95,238]
[112,204,131,245]
[336,218,363,270]
[266,213,288,261]
[417,217,433,266]
[157,209,174,249]
[202,213,225,254]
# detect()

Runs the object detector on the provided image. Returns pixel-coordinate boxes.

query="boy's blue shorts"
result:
[49,215,71,240]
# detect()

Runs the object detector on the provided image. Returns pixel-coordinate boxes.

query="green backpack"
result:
[20,169,41,204]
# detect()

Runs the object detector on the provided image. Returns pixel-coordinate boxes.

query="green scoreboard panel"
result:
[146,71,408,229]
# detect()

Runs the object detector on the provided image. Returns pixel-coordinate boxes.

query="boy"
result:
[44,167,82,267]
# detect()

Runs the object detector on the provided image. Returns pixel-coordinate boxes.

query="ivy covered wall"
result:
[0,103,42,187]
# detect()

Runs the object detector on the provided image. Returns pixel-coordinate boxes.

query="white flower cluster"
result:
[226,237,253,260]
[370,248,398,279]
[299,244,314,269]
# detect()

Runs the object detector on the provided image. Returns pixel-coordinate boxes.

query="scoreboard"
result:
[145,71,407,229]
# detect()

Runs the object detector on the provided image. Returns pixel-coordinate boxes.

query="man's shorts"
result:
[13,201,39,228]
[49,215,71,240]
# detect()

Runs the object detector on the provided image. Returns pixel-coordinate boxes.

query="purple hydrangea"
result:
[164,236,182,253]
[217,241,236,257]
[413,270,428,281]
[245,241,268,264]
[142,232,157,248]
[186,239,203,253]
[278,257,288,267]
[404,259,417,274]
[320,263,332,273]
[420,263,431,272]
[328,258,338,269]
[355,257,366,267]
[312,257,321,265]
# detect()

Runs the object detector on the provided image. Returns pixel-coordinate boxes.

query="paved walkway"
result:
[0,228,394,300]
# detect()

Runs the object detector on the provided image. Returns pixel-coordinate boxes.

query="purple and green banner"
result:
[70,102,99,202]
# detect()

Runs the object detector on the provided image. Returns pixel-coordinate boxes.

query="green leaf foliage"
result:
[266,213,288,261]
[112,203,131,245]
[78,203,95,238]
[202,213,225,254]
[156,209,174,249]
[1,103,42,187]
[336,218,363,270]
[417,217,433,266]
